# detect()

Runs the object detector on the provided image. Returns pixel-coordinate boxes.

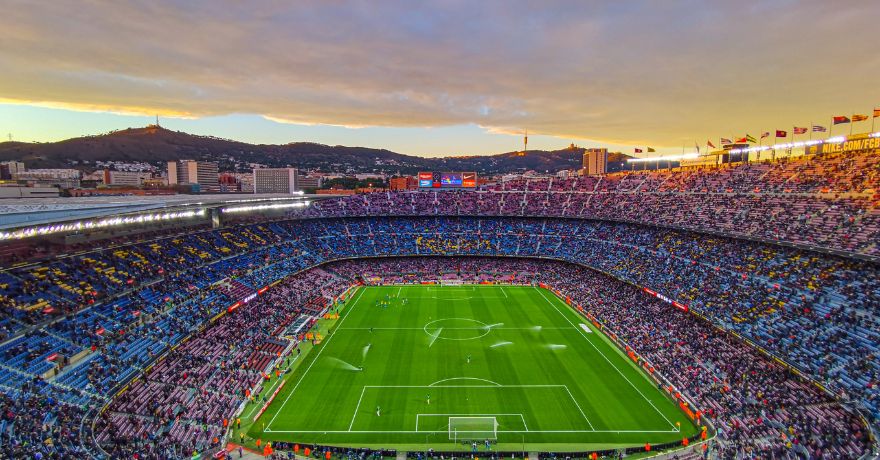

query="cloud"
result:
[0,0,878,149]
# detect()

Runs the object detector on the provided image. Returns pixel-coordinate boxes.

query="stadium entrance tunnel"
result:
[424,317,492,341]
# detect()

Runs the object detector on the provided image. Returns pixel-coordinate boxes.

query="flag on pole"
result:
[720,137,732,145]
[812,125,827,132]
[707,140,716,149]
[634,148,643,153]
[761,132,770,139]
[793,127,807,134]
[851,114,868,122]
[873,108,880,118]
[745,134,757,143]
[832,116,850,124]
[775,130,787,137]
[647,147,656,152]
[736,137,748,143]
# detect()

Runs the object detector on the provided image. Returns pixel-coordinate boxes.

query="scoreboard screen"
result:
[418,171,477,188]
[418,172,433,188]
[441,173,462,186]
[462,172,477,187]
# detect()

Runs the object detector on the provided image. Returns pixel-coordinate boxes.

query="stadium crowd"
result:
[295,187,879,258]
[93,267,348,458]
[0,148,877,458]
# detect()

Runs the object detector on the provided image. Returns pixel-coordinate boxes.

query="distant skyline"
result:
[0,103,596,157]
[1,1,879,157]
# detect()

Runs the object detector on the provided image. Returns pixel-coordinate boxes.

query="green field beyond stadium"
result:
[249,285,698,451]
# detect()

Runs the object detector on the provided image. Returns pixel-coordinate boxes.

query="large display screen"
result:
[418,172,433,188]
[462,172,477,188]
[441,173,462,187]
[418,171,477,188]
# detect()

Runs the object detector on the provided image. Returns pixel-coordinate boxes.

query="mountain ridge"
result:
[0,126,586,174]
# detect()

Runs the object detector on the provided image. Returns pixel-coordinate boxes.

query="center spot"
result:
[423,318,491,341]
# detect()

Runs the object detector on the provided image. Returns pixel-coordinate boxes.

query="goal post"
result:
[439,279,465,286]
[448,416,498,441]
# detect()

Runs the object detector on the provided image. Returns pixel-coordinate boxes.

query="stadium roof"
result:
[0,193,333,230]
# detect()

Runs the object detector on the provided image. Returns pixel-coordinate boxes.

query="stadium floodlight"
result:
[627,152,698,163]
[825,136,845,144]
[221,201,311,213]
[0,209,206,242]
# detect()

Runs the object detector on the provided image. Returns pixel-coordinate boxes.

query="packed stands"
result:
[0,149,878,457]
[294,148,880,258]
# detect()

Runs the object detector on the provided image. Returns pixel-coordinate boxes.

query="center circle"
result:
[423,318,491,341]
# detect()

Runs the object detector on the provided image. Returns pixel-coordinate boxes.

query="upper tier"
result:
[292,186,879,259]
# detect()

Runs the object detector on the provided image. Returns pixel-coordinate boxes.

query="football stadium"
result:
[1,154,880,458]
[2,2,880,460]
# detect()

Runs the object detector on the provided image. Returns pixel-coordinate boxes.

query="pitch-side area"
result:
[244,285,699,452]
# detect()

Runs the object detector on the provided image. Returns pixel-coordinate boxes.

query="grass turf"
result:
[247,285,698,452]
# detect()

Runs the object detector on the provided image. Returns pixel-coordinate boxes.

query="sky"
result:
[1,0,878,157]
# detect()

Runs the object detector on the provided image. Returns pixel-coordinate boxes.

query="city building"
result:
[0,161,25,180]
[231,173,255,193]
[354,173,387,181]
[581,148,608,176]
[389,176,418,190]
[218,173,242,193]
[296,174,322,190]
[167,160,220,193]
[13,168,82,188]
[103,169,153,186]
[142,178,167,188]
[253,168,298,194]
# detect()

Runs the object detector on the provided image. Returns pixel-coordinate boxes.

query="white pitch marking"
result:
[348,387,367,431]
[266,429,681,434]
[265,287,366,430]
[534,287,678,430]
[427,377,502,387]
[562,385,595,430]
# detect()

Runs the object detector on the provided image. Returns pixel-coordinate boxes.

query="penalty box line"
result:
[347,384,595,433]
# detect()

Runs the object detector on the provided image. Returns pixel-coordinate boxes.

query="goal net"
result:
[448,417,498,441]
[439,279,465,286]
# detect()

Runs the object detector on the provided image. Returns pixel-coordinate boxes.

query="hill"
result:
[0,126,584,174]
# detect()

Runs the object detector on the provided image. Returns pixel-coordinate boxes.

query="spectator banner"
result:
[805,134,880,155]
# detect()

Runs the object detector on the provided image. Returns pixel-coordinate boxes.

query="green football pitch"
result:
[250,285,698,451]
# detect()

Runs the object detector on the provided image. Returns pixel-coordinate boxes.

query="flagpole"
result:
[809,121,813,141]
[760,129,765,161]
[850,111,854,136]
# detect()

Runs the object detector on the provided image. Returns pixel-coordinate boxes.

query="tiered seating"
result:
[0,149,878,456]
[94,268,350,457]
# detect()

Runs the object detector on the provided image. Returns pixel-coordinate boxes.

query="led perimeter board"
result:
[418,171,477,188]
